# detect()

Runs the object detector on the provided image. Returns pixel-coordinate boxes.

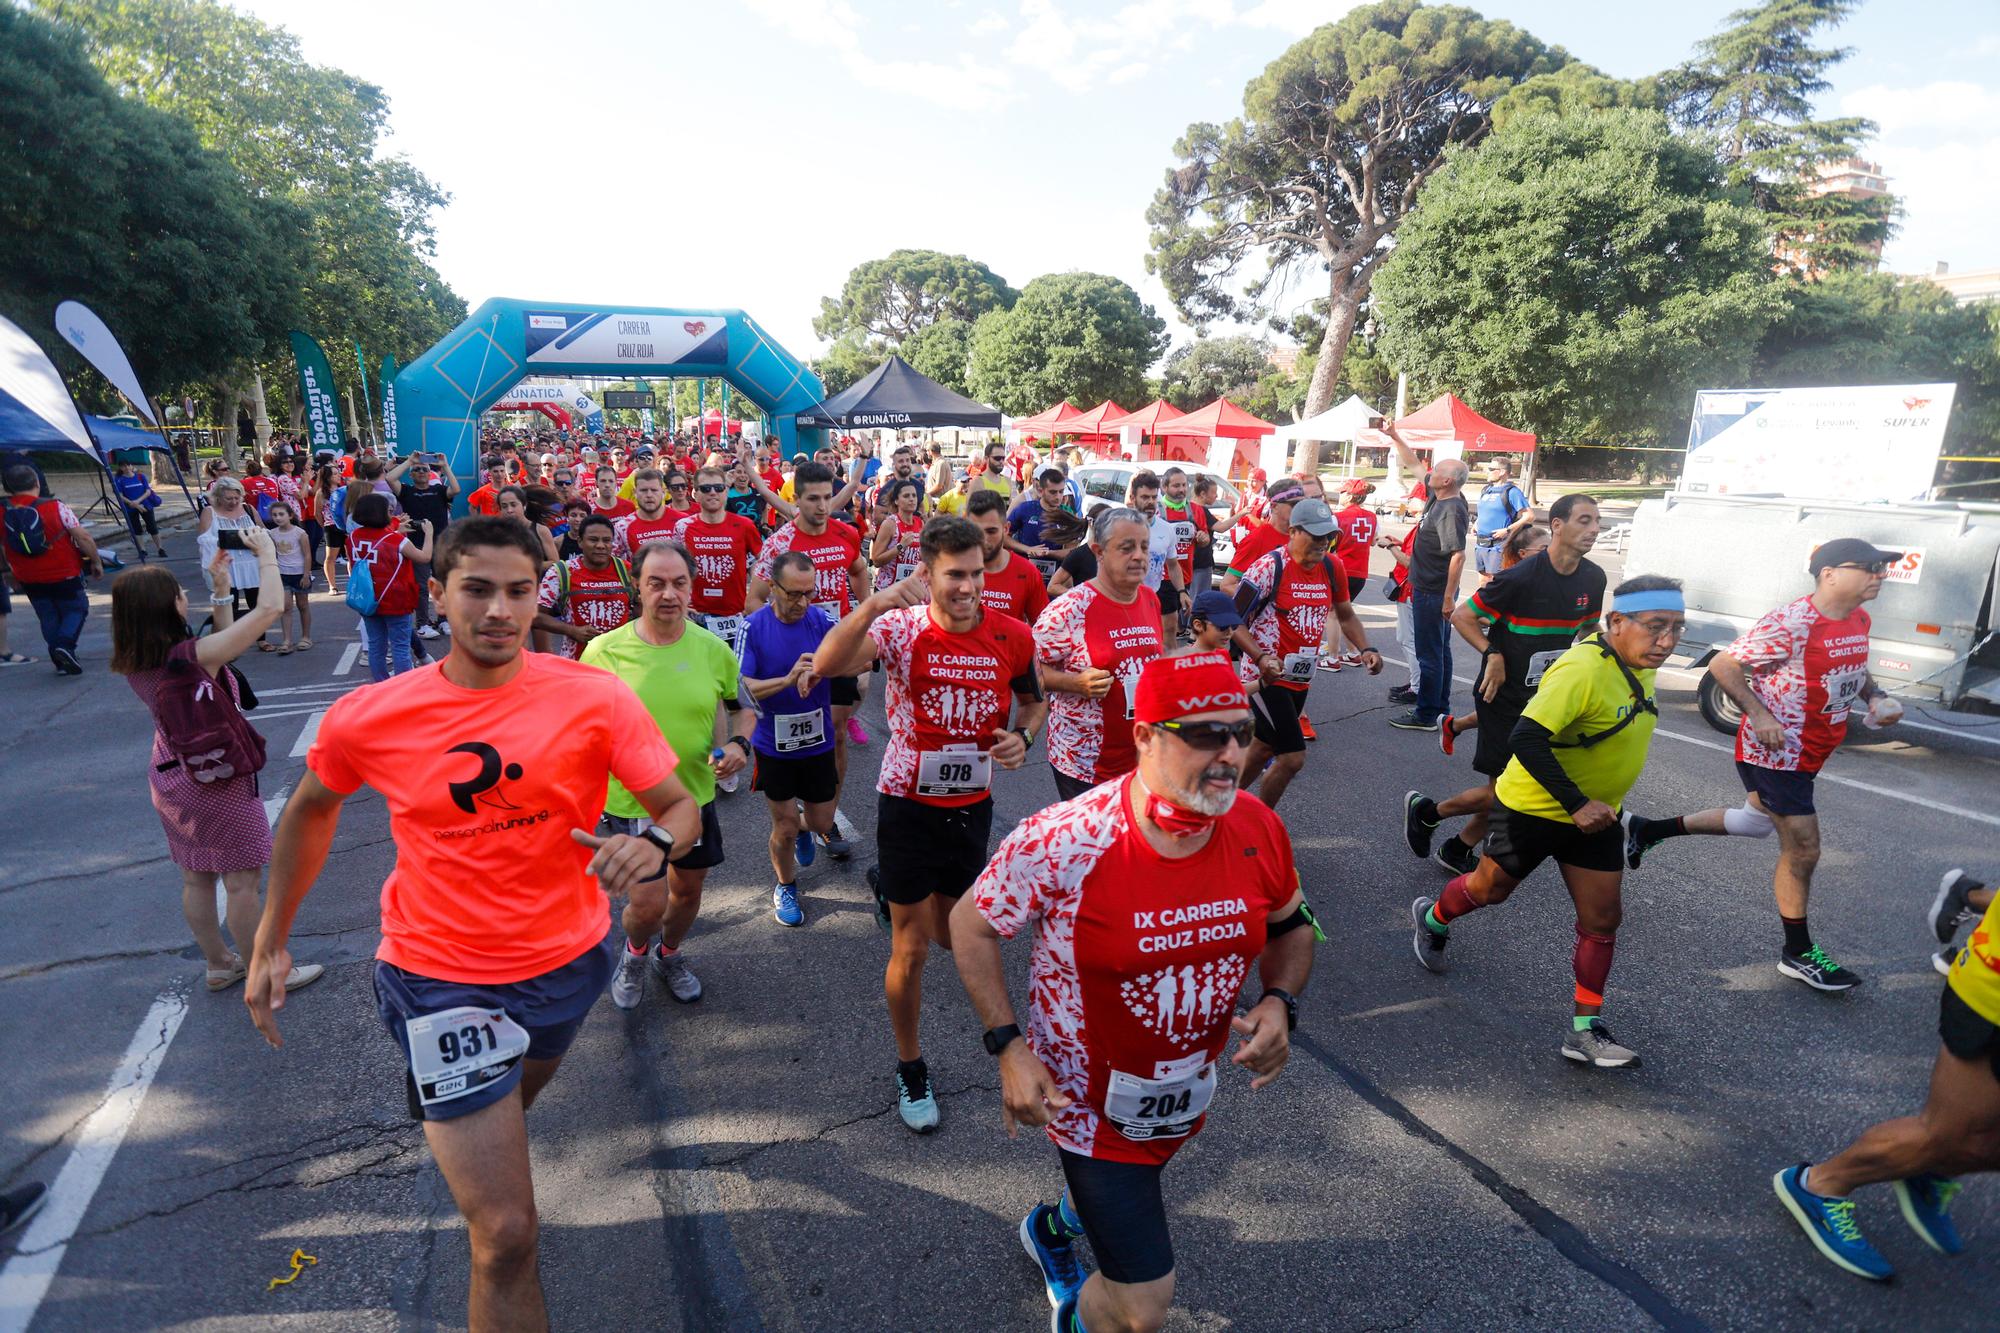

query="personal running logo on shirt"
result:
[446,742,525,814]
[1120,954,1248,1050]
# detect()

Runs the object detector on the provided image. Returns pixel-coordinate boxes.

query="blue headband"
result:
[1611,589,1684,615]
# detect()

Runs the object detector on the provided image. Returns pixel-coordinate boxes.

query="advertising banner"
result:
[53,301,156,425]
[523,311,728,368]
[380,354,400,454]
[289,331,346,454]
[1680,384,1956,502]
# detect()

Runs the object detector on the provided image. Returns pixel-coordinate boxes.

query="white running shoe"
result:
[610,948,648,1009]
[653,948,703,1003]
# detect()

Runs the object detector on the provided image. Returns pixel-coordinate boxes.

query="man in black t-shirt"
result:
[1392,458,1469,731]
[1405,494,1605,872]
[394,457,456,641]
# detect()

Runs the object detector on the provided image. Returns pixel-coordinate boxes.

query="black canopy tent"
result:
[796,355,1002,431]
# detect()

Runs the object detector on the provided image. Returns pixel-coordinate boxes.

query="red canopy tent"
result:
[1167,397,1277,477]
[1097,398,1200,462]
[1048,399,1129,458]
[1374,393,1536,453]
[1012,401,1081,438]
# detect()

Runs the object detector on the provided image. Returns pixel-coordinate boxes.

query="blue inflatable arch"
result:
[393,298,827,508]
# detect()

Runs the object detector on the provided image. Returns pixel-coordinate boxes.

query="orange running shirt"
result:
[308,653,678,984]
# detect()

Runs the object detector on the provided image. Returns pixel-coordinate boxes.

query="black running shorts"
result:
[1484,803,1623,878]
[1059,1148,1173,1285]
[829,674,861,707]
[600,802,725,872]
[1939,983,2000,1080]
[1471,694,1525,780]
[753,749,840,805]
[1251,684,1307,756]
[875,792,994,905]
[1052,768,1098,802]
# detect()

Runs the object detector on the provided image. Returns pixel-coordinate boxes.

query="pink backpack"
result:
[152,640,267,783]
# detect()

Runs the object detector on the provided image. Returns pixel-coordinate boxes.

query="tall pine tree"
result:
[1668,0,1892,275]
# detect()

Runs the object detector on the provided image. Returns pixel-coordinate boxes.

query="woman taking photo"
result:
[109,531,323,997]
[346,492,431,681]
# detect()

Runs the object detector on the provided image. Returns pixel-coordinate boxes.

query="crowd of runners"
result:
[59,416,1975,1331]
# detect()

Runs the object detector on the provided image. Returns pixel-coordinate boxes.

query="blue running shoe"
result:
[1050,1291,1080,1333]
[1019,1203,1086,1308]
[1773,1165,1893,1281]
[772,882,804,928]
[1893,1174,1964,1255]
[795,825,817,868]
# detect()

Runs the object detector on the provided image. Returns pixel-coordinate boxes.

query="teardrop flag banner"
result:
[289,331,346,454]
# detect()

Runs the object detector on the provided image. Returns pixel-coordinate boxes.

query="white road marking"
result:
[254,681,354,699]
[1361,651,2000,831]
[334,642,360,676]
[0,989,189,1333]
[288,708,326,759]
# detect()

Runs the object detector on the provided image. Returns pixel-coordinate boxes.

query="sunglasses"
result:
[696,483,728,494]
[1831,561,1889,575]
[1152,718,1255,751]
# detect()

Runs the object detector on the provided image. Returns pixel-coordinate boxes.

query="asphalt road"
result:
[3,540,1998,1333]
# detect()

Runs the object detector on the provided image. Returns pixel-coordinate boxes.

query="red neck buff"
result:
[1144,787,1225,838]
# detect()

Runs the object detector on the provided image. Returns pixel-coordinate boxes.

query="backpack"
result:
[4,502,51,558]
[1239,551,1342,625]
[1548,636,1658,750]
[343,552,378,615]
[151,640,267,784]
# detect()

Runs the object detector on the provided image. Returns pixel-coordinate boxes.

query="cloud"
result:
[741,0,1011,104]
[1844,81,2000,134]
[1837,82,2000,273]
[1233,0,1345,33]
[969,9,1011,36]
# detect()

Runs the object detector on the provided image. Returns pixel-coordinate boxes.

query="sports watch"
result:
[982,1023,1023,1056]
[640,824,676,879]
[1260,988,1299,1031]
[1014,727,1035,751]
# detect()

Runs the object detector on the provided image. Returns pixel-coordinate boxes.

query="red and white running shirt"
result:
[1334,504,1376,582]
[1034,583,1164,784]
[981,552,1051,625]
[614,508,693,561]
[1241,550,1348,694]
[1725,595,1872,773]
[868,606,1038,808]
[537,557,633,659]
[873,514,925,592]
[754,519,863,618]
[672,513,763,616]
[972,777,1297,1165]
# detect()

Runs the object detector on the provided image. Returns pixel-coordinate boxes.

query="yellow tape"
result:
[267,1248,319,1291]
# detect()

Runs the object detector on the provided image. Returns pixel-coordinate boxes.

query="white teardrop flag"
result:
[0,313,96,454]
[54,300,157,425]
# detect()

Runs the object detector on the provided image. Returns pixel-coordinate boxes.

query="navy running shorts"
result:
[1736,761,1816,817]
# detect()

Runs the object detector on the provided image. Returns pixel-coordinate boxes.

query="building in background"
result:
[1775,157,1891,276]
[1905,262,2000,307]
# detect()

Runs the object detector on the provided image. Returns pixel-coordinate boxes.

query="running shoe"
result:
[1433,836,1478,876]
[1019,1203,1086,1308]
[846,717,871,746]
[820,830,853,861]
[1410,896,1449,973]
[1388,709,1437,731]
[1317,655,1344,673]
[896,1065,940,1133]
[1618,810,1648,871]
[1773,1165,1893,1281]
[773,883,804,928]
[1438,717,1456,756]
[416,623,441,640]
[1893,1173,1964,1255]
[1778,946,1862,992]
[866,865,891,932]
[1387,685,1418,704]
[1402,791,1439,858]
[1561,1019,1640,1069]
[1052,1292,1080,1333]
[1929,869,1981,944]
[1299,714,1318,742]
[652,947,703,1003]
[1933,947,1955,978]
[610,947,648,1009]
[0,1181,48,1237]
[795,824,817,868]
[51,647,82,676]
[1339,652,1363,668]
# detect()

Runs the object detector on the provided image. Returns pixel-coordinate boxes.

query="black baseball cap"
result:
[1808,538,1903,574]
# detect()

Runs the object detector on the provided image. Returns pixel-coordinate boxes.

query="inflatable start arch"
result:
[392,298,826,511]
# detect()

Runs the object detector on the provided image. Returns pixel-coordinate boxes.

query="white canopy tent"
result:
[1264,394,1379,477]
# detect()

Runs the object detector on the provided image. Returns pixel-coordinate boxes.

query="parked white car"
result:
[1069,461,1243,568]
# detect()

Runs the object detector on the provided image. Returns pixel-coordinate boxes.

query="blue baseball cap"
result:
[1190,590,1242,628]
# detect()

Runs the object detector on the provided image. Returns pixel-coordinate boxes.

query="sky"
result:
[236,0,2000,365]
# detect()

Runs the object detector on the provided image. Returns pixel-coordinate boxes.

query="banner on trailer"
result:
[523,311,728,368]
[380,354,400,453]
[289,331,346,454]
[1680,383,1957,502]
[54,301,156,425]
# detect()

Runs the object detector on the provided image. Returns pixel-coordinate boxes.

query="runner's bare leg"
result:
[425,1089,547,1333]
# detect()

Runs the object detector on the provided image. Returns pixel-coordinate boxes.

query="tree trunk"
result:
[1297,277,1364,475]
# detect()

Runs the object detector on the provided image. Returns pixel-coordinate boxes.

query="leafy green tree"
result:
[1372,110,1784,449]
[810,334,888,399]
[1492,62,1660,130]
[966,273,1167,416]
[1666,0,1889,274]
[1754,270,2000,458]
[900,318,975,396]
[1160,337,1272,412]
[33,0,466,408]
[814,250,1018,344]
[0,7,302,392]
[1147,1,1563,440]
